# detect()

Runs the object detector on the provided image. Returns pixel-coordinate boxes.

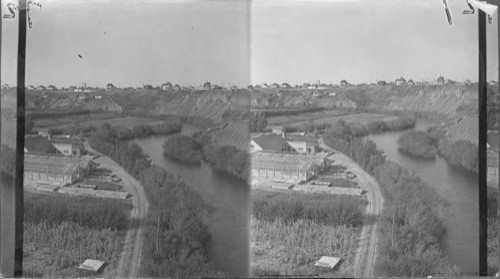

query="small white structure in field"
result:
[314,256,341,269]
[78,259,105,272]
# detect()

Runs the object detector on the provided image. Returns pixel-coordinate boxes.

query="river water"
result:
[134,124,250,277]
[369,118,479,274]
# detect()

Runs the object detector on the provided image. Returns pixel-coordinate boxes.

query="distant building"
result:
[24,154,94,185]
[24,136,60,155]
[28,85,36,90]
[437,76,445,85]
[270,83,280,89]
[36,85,46,90]
[161,82,173,90]
[490,80,498,86]
[284,133,319,154]
[94,95,102,99]
[47,85,57,91]
[407,79,415,86]
[249,133,292,153]
[106,83,115,91]
[231,85,238,91]
[203,82,211,90]
[303,83,311,88]
[340,80,350,87]
[51,137,85,157]
[281,83,291,89]
[395,77,406,86]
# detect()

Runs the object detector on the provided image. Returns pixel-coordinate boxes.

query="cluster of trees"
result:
[248,112,268,132]
[438,140,478,172]
[162,135,204,164]
[203,144,249,180]
[397,129,439,158]
[252,190,366,227]
[162,131,249,180]
[323,120,456,277]
[88,124,220,277]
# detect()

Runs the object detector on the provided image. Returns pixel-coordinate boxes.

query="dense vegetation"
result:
[22,192,131,277]
[397,129,438,158]
[252,190,366,227]
[162,134,203,164]
[203,144,249,180]
[323,120,457,277]
[248,112,268,132]
[438,140,478,172]
[88,124,220,277]
[251,189,363,276]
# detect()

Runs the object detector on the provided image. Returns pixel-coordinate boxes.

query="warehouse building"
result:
[24,154,94,185]
[251,152,328,182]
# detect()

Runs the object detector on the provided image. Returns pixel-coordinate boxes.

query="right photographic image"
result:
[249,0,492,277]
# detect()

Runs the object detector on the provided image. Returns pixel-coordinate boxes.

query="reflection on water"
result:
[135,124,250,277]
[369,119,478,274]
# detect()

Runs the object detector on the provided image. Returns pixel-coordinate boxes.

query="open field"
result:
[446,115,478,144]
[267,110,348,126]
[212,121,249,150]
[23,192,132,277]
[268,112,399,128]
[36,115,164,130]
[251,218,359,277]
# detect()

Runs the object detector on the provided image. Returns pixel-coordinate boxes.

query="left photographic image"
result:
[0,1,251,277]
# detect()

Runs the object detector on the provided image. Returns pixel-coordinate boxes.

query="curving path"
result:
[84,141,149,278]
[319,137,384,278]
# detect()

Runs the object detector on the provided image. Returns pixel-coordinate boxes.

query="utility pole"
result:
[478,8,488,277]
[1,0,26,277]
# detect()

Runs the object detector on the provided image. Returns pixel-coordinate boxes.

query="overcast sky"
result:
[0,0,498,87]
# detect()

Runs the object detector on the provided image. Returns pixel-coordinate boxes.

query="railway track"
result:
[319,138,384,278]
[85,141,149,278]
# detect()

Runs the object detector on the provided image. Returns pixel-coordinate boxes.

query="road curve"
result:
[84,141,149,278]
[319,137,384,278]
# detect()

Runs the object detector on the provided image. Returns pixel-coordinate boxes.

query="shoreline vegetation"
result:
[87,123,222,277]
[396,128,478,173]
[323,119,458,277]
[162,129,250,181]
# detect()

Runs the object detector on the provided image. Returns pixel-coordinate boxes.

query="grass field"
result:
[212,121,249,150]
[268,112,399,128]
[251,189,365,277]
[267,110,348,126]
[35,115,164,130]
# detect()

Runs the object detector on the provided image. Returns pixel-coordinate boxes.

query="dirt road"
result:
[84,141,149,278]
[319,137,384,278]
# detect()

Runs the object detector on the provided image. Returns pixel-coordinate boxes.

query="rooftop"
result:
[251,152,326,172]
[251,133,288,151]
[25,154,92,175]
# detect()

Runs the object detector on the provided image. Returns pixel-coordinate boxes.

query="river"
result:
[134,123,250,278]
[369,118,479,274]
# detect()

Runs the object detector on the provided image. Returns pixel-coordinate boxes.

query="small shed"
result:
[314,256,341,269]
[78,259,105,272]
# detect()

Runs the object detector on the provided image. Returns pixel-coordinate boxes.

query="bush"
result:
[162,134,203,164]
[203,144,249,180]
[438,140,478,172]
[397,129,438,158]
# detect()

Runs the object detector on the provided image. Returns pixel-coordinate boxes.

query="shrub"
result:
[397,129,438,158]
[162,134,203,164]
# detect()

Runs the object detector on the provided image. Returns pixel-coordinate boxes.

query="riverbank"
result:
[322,120,457,277]
[87,123,222,277]
[369,118,478,274]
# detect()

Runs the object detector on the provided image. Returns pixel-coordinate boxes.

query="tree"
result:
[249,113,268,132]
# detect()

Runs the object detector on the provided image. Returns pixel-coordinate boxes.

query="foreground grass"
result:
[251,218,358,277]
[23,192,132,277]
[251,189,365,277]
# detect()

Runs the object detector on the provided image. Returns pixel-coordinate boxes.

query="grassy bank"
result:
[251,189,365,277]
